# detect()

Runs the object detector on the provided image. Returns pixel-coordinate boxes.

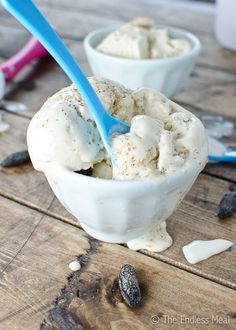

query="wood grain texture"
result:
[0,197,90,330]
[198,34,236,73]
[148,174,236,288]
[0,0,214,36]
[0,25,29,59]
[1,0,236,74]
[0,197,236,330]
[42,242,236,330]
[174,67,236,117]
[204,163,236,184]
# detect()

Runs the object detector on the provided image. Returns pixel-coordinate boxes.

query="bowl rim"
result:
[84,23,201,64]
[45,159,205,189]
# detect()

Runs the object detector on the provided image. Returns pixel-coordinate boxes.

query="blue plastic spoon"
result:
[1,0,130,161]
[208,136,236,162]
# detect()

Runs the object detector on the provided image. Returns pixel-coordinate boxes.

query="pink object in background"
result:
[0,36,48,82]
[215,0,236,52]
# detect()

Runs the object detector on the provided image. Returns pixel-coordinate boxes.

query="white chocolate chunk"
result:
[182,239,234,264]
[69,260,81,271]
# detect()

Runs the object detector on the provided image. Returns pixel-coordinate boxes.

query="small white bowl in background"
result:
[84,25,201,97]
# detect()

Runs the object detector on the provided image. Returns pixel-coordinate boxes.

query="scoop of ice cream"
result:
[96,17,192,59]
[27,78,140,172]
[27,85,104,171]
[96,17,152,59]
[112,115,163,179]
[149,28,192,59]
[92,159,112,179]
[27,77,207,180]
[111,103,207,179]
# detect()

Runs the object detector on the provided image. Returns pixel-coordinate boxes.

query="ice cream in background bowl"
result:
[84,17,201,97]
[27,77,208,252]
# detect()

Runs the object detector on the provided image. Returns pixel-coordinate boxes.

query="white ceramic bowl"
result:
[44,159,204,246]
[84,25,201,97]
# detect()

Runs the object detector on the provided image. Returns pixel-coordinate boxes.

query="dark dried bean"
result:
[218,192,236,219]
[118,264,141,308]
[1,150,30,168]
[229,184,236,192]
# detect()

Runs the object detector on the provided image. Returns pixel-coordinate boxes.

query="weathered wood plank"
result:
[148,174,236,288]
[0,113,235,288]
[0,3,227,68]
[198,34,236,73]
[204,163,236,184]
[0,0,214,37]
[0,3,116,41]
[35,0,214,35]
[42,240,236,330]
[0,25,29,59]
[0,197,236,330]
[0,197,89,329]
[1,0,236,75]
[174,66,236,118]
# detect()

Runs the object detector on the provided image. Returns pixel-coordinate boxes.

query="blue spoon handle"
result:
[208,152,236,162]
[1,0,123,155]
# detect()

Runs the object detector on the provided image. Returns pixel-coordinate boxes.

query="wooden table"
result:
[0,1,236,329]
